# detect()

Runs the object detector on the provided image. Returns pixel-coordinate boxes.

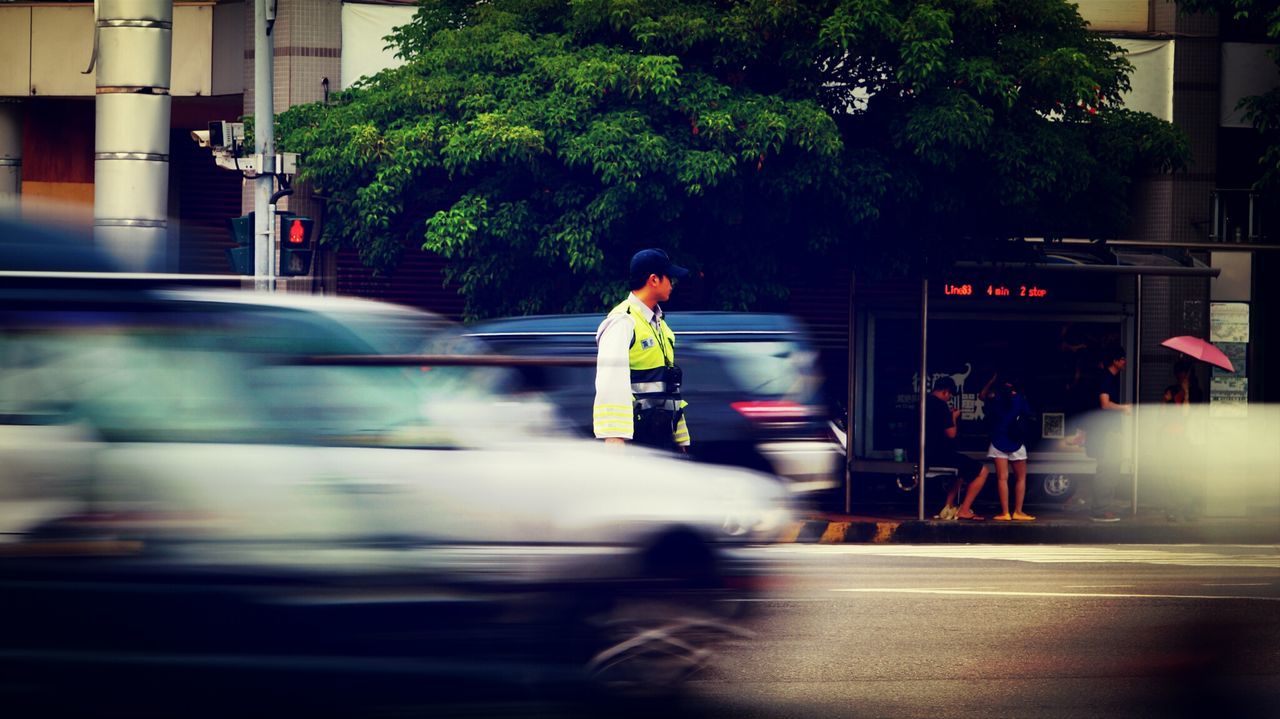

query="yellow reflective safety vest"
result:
[593,299,690,445]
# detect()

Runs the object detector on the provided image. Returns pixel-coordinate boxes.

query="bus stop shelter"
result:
[842,244,1225,519]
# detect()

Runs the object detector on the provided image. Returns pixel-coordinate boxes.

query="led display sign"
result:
[942,281,1049,299]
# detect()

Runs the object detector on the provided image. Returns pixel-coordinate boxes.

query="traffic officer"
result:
[593,248,691,452]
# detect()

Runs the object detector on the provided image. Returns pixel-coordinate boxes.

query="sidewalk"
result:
[781,504,1280,545]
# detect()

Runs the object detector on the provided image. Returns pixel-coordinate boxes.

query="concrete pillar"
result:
[93,0,173,271]
[0,100,20,200]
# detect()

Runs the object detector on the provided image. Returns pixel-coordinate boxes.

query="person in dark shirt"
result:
[1064,349,1100,448]
[926,377,989,520]
[1086,345,1131,522]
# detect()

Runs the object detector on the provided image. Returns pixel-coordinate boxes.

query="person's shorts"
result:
[986,444,1028,461]
[928,451,985,483]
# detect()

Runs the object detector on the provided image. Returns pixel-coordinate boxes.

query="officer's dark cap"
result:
[629,249,690,285]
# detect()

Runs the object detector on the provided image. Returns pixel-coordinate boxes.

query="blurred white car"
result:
[0,281,790,707]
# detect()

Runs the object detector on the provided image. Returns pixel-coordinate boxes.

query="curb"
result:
[773,516,906,539]
[779,520,902,544]
[781,516,1280,545]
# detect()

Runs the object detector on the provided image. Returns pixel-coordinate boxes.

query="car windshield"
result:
[304,305,514,402]
[0,305,461,447]
[696,340,821,400]
[321,307,455,355]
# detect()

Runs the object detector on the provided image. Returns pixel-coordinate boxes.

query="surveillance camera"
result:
[208,121,229,150]
[191,130,211,149]
[205,121,245,151]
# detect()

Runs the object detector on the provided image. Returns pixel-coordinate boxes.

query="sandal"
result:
[992,513,1012,521]
[955,509,984,521]
[1012,511,1036,521]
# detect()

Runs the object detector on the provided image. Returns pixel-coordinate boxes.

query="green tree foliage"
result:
[1179,0,1280,191]
[278,0,1187,318]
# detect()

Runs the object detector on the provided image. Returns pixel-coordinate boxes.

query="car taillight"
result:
[731,401,830,437]
[730,400,816,422]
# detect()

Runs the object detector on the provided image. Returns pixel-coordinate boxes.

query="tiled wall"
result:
[1139,275,1212,402]
[1171,27,1222,244]
[240,0,341,122]
[1130,2,1222,244]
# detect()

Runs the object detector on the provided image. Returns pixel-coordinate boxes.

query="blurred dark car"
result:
[0,277,790,712]
[465,312,843,495]
[0,208,119,272]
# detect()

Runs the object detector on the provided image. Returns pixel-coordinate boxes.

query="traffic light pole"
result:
[253,0,275,291]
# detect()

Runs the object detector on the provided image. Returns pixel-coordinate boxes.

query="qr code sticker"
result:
[1041,412,1064,439]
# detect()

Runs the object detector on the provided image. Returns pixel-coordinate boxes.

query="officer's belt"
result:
[631,381,677,394]
[635,398,681,412]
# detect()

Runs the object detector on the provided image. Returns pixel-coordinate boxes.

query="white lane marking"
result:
[1201,582,1272,587]
[721,593,829,598]
[764,544,1280,569]
[832,588,1280,602]
[1064,585,1137,589]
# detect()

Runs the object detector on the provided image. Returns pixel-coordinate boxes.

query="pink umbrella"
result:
[1160,336,1235,372]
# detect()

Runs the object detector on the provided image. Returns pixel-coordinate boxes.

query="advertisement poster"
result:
[1213,342,1247,378]
[1209,302,1249,343]
[1041,412,1065,439]
[1210,376,1248,418]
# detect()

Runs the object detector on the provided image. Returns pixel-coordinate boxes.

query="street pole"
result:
[917,277,929,521]
[1132,273,1143,515]
[845,269,856,515]
[253,0,275,291]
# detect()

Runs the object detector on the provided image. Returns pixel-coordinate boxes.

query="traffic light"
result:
[279,215,315,277]
[225,212,254,274]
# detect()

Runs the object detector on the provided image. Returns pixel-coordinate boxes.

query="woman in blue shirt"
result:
[982,375,1036,521]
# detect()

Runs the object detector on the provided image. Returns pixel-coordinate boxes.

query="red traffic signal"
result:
[287,217,309,245]
[279,215,315,276]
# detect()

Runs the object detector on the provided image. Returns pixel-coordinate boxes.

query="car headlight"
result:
[722,507,792,538]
